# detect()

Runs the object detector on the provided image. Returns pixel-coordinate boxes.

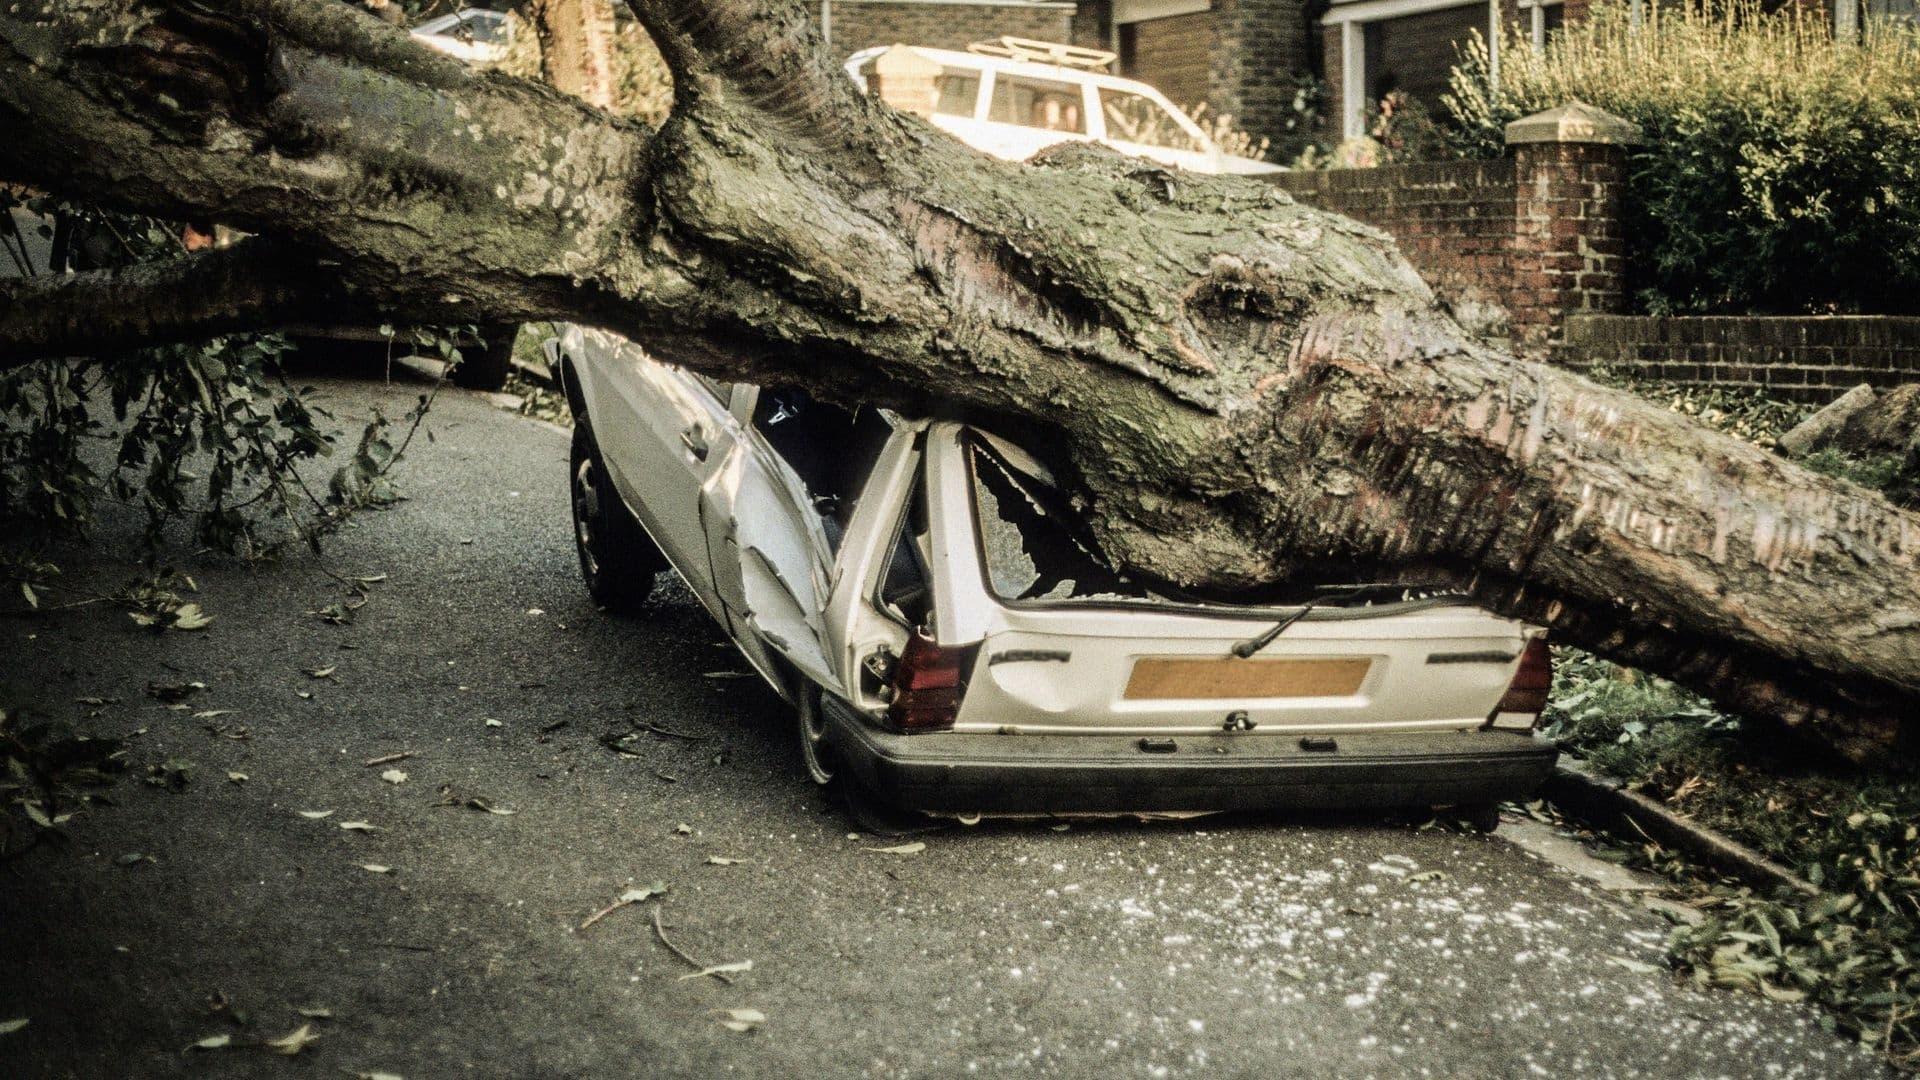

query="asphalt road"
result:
[0,373,1889,1079]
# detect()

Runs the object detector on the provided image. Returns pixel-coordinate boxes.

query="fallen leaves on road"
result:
[304,666,337,680]
[863,842,926,855]
[295,1006,333,1020]
[146,681,205,704]
[578,881,668,932]
[227,772,248,784]
[360,864,393,874]
[706,856,745,866]
[352,1072,404,1080]
[265,1022,319,1056]
[187,1034,232,1051]
[338,821,381,833]
[715,1008,764,1033]
[0,1018,27,1036]
[115,853,155,867]
[673,823,693,835]
[380,769,408,785]
[434,786,517,815]
[296,810,333,820]
[678,960,753,982]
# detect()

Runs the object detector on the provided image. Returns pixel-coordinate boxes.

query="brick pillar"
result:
[871,44,944,117]
[1502,102,1639,349]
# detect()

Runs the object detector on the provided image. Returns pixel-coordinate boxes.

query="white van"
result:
[845,38,1283,176]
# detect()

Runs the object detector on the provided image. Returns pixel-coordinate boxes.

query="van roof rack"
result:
[966,36,1116,71]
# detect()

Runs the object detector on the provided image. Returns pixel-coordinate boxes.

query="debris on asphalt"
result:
[294,1006,333,1020]
[338,821,380,833]
[577,881,667,932]
[380,769,408,785]
[187,1033,232,1051]
[265,1022,318,1055]
[715,1007,764,1033]
[363,751,414,767]
[114,853,153,867]
[863,842,926,855]
[674,823,692,835]
[0,1018,26,1036]
[304,666,337,680]
[227,772,248,784]
[360,864,393,874]
[705,856,745,866]
[296,810,333,820]
[145,681,205,704]
[678,960,752,982]
[650,904,739,984]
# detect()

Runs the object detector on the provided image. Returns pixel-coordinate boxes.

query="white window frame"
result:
[1322,0,1505,140]
[1517,0,1565,53]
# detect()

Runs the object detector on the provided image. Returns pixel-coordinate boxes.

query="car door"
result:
[695,387,840,690]
[572,327,734,618]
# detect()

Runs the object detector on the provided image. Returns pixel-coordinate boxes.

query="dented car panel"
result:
[556,328,1557,812]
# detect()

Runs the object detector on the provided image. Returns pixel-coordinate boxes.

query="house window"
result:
[1328,0,1538,140]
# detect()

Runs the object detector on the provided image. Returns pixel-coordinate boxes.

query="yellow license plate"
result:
[1123,657,1371,700]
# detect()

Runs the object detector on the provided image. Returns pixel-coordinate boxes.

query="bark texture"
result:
[2,0,1918,761]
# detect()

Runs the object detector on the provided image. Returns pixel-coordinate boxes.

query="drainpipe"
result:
[821,0,832,46]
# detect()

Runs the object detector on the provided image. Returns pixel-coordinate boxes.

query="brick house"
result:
[817,0,1575,154]
[819,0,1916,152]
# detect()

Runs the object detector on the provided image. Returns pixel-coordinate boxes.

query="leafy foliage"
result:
[0,706,126,861]
[1,195,448,573]
[1445,2,1920,315]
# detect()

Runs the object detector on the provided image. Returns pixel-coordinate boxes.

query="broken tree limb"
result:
[2,0,1917,760]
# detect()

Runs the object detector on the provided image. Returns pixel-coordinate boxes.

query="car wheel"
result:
[452,323,516,391]
[794,685,837,786]
[570,421,666,613]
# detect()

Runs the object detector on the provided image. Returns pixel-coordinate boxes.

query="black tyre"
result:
[570,421,667,613]
[794,685,838,786]
[453,324,516,391]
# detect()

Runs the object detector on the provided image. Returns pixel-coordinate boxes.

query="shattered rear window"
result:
[967,436,1158,603]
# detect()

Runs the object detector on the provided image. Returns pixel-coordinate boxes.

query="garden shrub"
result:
[1445,2,1920,315]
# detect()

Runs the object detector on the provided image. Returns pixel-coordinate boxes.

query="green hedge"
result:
[1446,3,1920,315]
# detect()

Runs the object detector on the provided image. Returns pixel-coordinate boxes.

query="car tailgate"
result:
[954,603,1533,735]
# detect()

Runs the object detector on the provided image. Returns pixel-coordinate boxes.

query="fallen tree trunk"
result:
[2,0,1916,760]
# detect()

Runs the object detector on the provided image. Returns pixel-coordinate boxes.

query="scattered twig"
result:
[638,721,707,742]
[652,905,734,985]
[362,751,413,768]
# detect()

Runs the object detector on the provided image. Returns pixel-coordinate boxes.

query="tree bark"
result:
[2,0,1917,761]
[530,0,618,109]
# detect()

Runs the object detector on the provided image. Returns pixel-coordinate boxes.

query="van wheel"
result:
[795,686,837,786]
[570,421,666,613]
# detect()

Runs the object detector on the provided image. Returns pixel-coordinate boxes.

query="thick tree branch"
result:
[5,0,1918,761]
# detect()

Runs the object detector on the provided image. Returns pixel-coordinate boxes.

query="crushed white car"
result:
[411,7,512,65]
[550,328,1556,815]
[845,37,1282,176]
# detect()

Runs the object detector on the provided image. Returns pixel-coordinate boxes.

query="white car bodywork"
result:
[555,326,1555,811]
[412,8,512,65]
[843,44,1283,176]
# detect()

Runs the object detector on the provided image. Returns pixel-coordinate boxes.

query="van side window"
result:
[989,74,1085,133]
[934,70,981,117]
[1097,88,1203,152]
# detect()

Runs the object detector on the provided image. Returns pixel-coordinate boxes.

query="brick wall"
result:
[1554,316,1920,403]
[1269,140,1630,346]
[824,1,1078,62]
[1210,0,1314,158]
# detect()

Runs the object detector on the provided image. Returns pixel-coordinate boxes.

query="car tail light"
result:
[887,629,979,733]
[1488,635,1552,728]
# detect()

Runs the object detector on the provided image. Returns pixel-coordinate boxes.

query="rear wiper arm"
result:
[1231,603,1316,659]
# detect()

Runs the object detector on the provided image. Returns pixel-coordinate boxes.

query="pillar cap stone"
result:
[1504,101,1642,146]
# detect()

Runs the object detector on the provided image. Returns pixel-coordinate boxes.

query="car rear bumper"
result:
[821,696,1557,813]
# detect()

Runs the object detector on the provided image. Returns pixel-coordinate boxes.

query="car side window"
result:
[934,69,981,118]
[1097,88,1203,152]
[988,74,1085,133]
[750,387,892,552]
